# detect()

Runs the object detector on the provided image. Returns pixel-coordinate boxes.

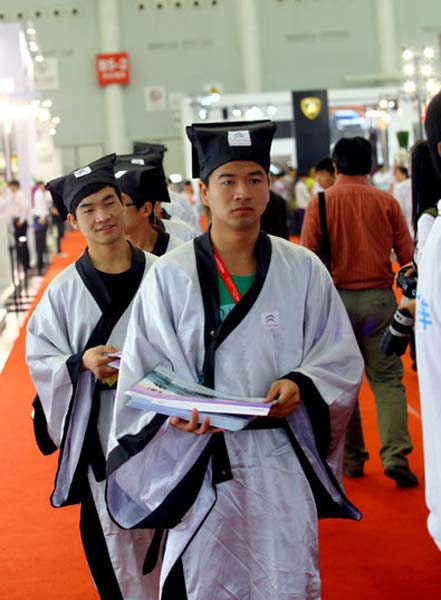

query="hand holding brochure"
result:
[105,351,122,369]
[125,367,270,431]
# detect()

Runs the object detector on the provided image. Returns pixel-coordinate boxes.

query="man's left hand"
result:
[264,378,300,418]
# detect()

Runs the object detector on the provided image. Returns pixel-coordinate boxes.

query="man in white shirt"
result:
[33,181,52,274]
[294,170,311,232]
[393,166,413,238]
[372,164,391,191]
[6,179,31,271]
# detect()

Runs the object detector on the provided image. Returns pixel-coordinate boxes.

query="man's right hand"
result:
[81,345,119,379]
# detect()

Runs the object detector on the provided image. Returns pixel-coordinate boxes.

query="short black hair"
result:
[71,182,122,217]
[315,156,335,175]
[424,92,441,176]
[331,137,372,175]
[7,179,20,187]
[411,140,441,234]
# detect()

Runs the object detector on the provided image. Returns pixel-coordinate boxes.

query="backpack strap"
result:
[318,191,332,272]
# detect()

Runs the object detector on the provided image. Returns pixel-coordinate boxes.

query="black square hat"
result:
[133,142,167,168]
[186,120,276,180]
[46,154,119,220]
[114,154,170,207]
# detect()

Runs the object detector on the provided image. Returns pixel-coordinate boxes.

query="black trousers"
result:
[34,218,48,272]
[52,215,65,253]
[13,219,30,270]
[79,483,124,600]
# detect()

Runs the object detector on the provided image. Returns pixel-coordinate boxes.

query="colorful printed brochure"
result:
[125,367,270,431]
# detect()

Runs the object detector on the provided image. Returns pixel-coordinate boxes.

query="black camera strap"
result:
[318,191,332,273]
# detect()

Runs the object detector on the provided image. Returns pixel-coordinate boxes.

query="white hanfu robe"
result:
[26,247,159,599]
[107,232,364,600]
[415,200,441,551]
[162,216,196,241]
[151,228,183,256]
[168,189,202,235]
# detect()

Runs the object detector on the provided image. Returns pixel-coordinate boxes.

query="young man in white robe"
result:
[26,154,159,599]
[106,121,364,599]
[114,155,183,256]
[415,91,441,551]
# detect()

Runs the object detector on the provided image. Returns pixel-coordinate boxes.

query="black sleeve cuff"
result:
[32,395,58,455]
[66,352,84,385]
[282,371,331,459]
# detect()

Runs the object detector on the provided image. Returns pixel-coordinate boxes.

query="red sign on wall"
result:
[96,52,130,86]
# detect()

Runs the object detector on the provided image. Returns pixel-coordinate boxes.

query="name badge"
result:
[73,166,92,178]
[228,130,251,147]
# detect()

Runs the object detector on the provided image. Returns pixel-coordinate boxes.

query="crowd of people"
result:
[0,179,66,277]
[21,92,441,600]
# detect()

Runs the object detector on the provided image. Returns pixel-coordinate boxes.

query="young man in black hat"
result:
[133,141,201,238]
[114,155,183,255]
[107,122,364,599]
[26,154,159,599]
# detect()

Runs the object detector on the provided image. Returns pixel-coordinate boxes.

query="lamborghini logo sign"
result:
[300,97,322,120]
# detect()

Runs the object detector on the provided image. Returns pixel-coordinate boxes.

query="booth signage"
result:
[96,52,130,86]
[292,89,330,172]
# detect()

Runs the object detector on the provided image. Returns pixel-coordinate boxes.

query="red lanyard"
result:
[213,246,242,304]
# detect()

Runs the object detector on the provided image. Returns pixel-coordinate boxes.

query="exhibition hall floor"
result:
[0,230,439,599]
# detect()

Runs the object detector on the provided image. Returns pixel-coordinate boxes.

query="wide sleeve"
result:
[284,253,364,476]
[26,284,89,449]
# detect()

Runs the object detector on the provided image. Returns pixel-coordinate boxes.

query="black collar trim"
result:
[193,228,272,388]
[152,229,170,257]
[75,243,146,315]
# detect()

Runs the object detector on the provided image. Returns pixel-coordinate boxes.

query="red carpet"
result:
[1,230,440,599]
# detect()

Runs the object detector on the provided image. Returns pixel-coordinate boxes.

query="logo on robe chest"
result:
[261,311,280,329]
[300,97,322,120]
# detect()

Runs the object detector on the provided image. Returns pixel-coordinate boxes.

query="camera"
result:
[380,267,417,356]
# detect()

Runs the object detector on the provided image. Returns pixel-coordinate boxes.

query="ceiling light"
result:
[403,80,416,94]
[423,47,435,59]
[421,63,433,77]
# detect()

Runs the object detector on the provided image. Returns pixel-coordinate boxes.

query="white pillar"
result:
[237,0,263,93]
[97,0,129,153]
[374,0,398,75]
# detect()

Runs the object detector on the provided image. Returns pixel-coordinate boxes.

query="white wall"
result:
[0,0,440,173]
